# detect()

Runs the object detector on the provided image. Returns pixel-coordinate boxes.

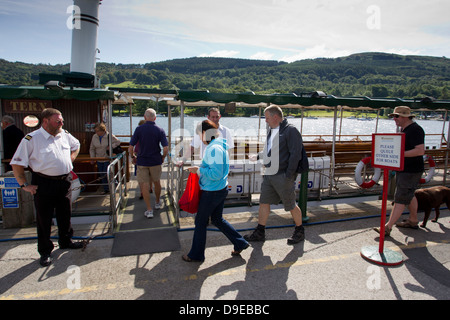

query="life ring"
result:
[420,155,435,184]
[355,157,382,188]
[71,171,81,203]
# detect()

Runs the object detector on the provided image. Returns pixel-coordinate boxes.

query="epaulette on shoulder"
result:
[24,135,32,141]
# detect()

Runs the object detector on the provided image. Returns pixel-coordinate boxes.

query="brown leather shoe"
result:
[373,225,391,236]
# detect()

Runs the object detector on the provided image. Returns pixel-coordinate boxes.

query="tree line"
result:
[1,52,449,100]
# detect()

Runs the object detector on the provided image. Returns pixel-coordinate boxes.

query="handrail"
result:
[107,152,128,230]
[166,158,184,228]
[111,132,446,142]
[301,133,445,142]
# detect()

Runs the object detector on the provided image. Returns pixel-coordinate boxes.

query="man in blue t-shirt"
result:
[129,108,168,218]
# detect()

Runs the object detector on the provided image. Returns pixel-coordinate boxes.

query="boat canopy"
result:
[110,87,450,111]
[176,90,450,110]
[0,85,114,101]
[1,85,449,109]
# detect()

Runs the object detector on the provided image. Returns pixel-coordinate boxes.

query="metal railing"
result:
[107,152,128,230]
[166,158,184,228]
[166,156,313,226]
[65,152,128,232]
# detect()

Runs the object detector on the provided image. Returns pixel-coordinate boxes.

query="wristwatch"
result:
[20,182,29,188]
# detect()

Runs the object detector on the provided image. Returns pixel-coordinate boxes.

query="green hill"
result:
[1,52,449,99]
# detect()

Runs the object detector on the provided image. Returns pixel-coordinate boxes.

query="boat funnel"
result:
[70,0,101,77]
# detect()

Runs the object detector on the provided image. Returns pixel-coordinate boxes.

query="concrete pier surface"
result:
[0,179,449,304]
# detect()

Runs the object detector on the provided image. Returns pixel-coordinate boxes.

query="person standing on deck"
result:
[89,122,121,194]
[129,108,168,218]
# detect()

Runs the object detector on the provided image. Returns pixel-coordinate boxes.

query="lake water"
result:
[112,116,449,148]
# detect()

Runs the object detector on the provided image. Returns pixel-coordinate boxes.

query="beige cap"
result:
[389,106,415,118]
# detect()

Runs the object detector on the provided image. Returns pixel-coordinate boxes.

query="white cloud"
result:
[280,45,352,63]
[198,50,240,58]
[2,0,450,64]
[103,0,450,61]
[385,49,423,56]
[250,52,275,60]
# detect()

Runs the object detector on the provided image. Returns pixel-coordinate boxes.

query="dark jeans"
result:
[32,173,74,256]
[187,187,248,261]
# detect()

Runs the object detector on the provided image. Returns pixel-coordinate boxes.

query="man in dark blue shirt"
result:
[129,108,168,218]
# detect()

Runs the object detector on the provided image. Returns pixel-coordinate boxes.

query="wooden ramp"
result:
[111,227,180,257]
[111,179,180,257]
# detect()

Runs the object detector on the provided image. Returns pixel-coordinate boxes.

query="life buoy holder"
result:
[355,157,382,188]
[420,155,435,184]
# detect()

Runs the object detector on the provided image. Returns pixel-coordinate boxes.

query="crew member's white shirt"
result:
[11,127,80,176]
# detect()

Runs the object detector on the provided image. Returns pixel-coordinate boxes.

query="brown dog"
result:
[415,186,450,228]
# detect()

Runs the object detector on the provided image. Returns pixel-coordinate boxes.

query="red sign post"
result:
[360,133,405,266]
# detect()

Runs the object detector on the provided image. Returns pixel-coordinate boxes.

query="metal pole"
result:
[167,105,174,206]
[440,110,447,147]
[300,107,304,134]
[444,116,450,185]
[180,100,185,132]
[375,109,380,133]
[298,111,308,222]
[257,105,262,142]
[329,106,338,196]
[129,102,132,138]
[107,100,113,160]
[299,168,309,222]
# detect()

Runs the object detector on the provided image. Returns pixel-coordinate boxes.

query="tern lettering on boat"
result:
[4,100,52,113]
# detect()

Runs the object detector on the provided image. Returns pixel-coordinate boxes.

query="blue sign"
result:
[0,177,21,189]
[227,185,243,193]
[2,188,19,208]
[297,181,314,189]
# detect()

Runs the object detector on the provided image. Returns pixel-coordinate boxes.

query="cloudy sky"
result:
[0,0,449,65]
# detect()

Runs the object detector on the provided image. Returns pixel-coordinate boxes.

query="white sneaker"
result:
[144,210,154,218]
[155,200,163,210]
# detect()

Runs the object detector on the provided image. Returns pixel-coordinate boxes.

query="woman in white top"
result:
[89,122,121,193]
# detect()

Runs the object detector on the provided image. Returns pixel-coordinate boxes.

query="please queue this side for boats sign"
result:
[371,133,405,171]
[361,133,405,266]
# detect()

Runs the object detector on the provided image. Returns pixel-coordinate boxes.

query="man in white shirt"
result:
[190,108,234,159]
[11,108,82,267]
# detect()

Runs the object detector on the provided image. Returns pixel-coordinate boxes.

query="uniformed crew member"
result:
[11,108,83,267]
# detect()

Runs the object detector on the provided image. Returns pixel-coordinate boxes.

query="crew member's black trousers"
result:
[32,172,73,256]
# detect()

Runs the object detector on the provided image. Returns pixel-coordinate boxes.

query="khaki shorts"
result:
[259,173,297,211]
[136,165,162,184]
